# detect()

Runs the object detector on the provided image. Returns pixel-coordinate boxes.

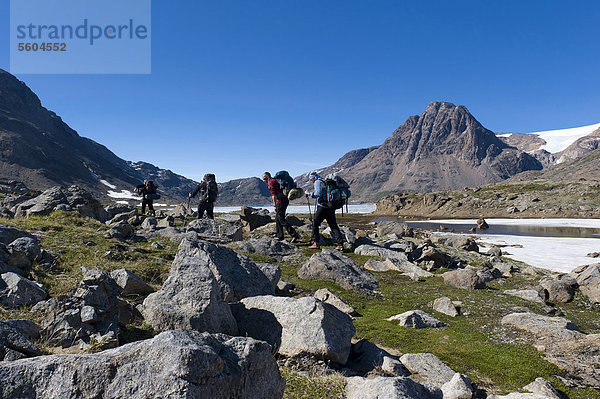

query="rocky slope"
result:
[301,102,542,201]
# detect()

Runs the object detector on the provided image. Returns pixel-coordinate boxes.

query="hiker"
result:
[262,172,300,243]
[189,173,218,219]
[305,171,344,250]
[136,180,158,216]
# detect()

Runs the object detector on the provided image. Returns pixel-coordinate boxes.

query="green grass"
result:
[281,368,346,399]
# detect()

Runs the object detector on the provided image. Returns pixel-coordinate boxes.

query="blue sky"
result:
[1,1,599,182]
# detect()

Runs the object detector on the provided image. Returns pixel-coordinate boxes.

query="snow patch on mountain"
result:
[530,122,600,153]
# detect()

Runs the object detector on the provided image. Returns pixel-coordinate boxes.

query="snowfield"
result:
[529,122,600,154]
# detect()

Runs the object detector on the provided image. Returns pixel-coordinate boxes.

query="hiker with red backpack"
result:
[189,173,218,219]
[262,172,301,243]
[136,180,159,216]
[305,171,346,250]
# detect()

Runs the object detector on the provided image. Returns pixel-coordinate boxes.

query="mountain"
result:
[302,102,542,201]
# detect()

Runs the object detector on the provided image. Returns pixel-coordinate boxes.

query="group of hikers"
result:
[137,170,350,250]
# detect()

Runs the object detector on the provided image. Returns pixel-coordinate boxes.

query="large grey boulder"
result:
[376,221,414,238]
[299,249,378,293]
[0,330,284,399]
[240,206,272,231]
[233,237,297,259]
[416,246,448,269]
[442,268,486,290]
[35,267,119,349]
[441,373,474,399]
[0,226,34,246]
[256,263,282,293]
[0,272,47,307]
[430,235,478,252]
[400,353,457,387]
[110,269,154,296]
[313,288,358,316]
[142,255,237,335]
[355,244,409,261]
[500,312,582,341]
[346,376,441,399]
[5,237,42,270]
[386,310,447,329]
[187,218,243,242]
[538,275,577,303]
[232,295,355,365]
[140,217,158,230]
[0,320,42,361]
[386,258,434,279]
[572,263,600,303]
[503,289,545,304]
[177,237,274,302]
[104,204,136,220]
[104,221,134,240]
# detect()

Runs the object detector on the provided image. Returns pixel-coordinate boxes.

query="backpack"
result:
[323,174,351,211]
[274,171,297,196]
[203,174,218,202]
[145,181,156,194]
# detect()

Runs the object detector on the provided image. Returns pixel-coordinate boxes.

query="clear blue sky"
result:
[1,1,599,182]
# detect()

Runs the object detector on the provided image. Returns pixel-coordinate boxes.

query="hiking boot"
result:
[308,242,320,249]
[335,245,343,251]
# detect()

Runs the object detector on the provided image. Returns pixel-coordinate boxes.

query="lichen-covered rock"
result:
[386,310,447,329]
[346,376,441,399]
[187,218,243,242]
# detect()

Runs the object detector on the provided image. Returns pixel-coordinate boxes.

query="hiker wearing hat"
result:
[189,174,218,219]
[305,172,343,250]
[262,172,300,243]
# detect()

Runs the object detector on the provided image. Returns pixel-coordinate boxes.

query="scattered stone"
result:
[386,310,447,328]
[433,297,459,317]
[156,216,175,228]
[0,330,284,399]
[346,376,441,399]
[276,279,295,296]
[233,237,297,259]
[376,221,414,238]
[105,221,134,240]
[256,263,282,293]
[240,206,272,231]
[400,352,457,387]
[110,269,154,296]
[187,218,243,242]
[538,275,577,303]
[354,244,409,261]
[442,268,486,290]
[487,246,502,257]
[504,289,545,304]
[363,258,390,272]
[477,218,489,229]
[5,237,42,270]
[416,246,447,268]
[0,227,34,246]
[587,252,600,258]
[430,235,478,252]
[233,295,355,365]
[441,372,474,399]
[314,288,358,316]
[0,320,42,361]
[0,272,47,307]
[141,217,158,230]
[523,377,561,399]
[386,258,434,279]
[501,312,582,341]
[299,249,378,293]
[572,263,600,303]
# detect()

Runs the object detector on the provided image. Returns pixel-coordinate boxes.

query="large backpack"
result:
[323,174,351,211]
[144,181,161,200]
[203,174,218,202]
[274,171,297,196]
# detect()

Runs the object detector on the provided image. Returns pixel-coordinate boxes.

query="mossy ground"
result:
[1,211,599,398]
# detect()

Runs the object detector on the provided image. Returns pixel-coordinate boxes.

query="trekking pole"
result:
[184,197,191,227]
[306,194,313,222]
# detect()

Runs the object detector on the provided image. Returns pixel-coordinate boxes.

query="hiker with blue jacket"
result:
[262,172,300,243]
[305,171,344,250]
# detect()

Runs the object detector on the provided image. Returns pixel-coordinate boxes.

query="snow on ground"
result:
[414,218,600,229]
[107,190,138,200]
[528,122,600,154]
[100,180,117,189]
[214,203,377,214]
[116,200,130,205]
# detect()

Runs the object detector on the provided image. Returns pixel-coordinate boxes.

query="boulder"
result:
[573,263,600,303]
[345,339,408,376]
[299,249,378,293]
[416,246,448,269]
[0,180,29,196]
[430,235,479,252]
[432,297,459,317]
[0,272,47,307]
[500,312,582,341]
[156,216,175,228]
[256,263,282,293]
[346,376,441,399]
[36,267,119,349]
[240,206,272,231]
[104,204,135,220]
[276,279,295,296]
[4,237,42,270]
[106,211,136,225]
[232,295,355,365]
[487,246,502,257]
[488,394,558,399]
[386,258,434,279]
[441,373,474,399]
[0,320,42,361]
[477,219,489,229]
[376,221,414,238]
[538,275,577,303]
[400,352,457,387]
[355,244,409,261]
[176,237,274,302]
[386,239,417,253]
[0,226,34,246]
[104,221,134,240]
[364,258,391,272]
[504,289,545,303]
[142,255,237,335]
[187,218,243,242]
[523,377,561,399]
[110,269,154,296]
[313,288,358,316]
[0,330,284,399]
[386,310,447,329]
[233,237,297,259]
[442,268,486,290]
[140,217,158,230]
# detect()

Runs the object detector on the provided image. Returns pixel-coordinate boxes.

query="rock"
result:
[400,352,457,387]
[500,312,582,341]
[142,254,238,335]
[523,377,561,399]
[345,339,408,376]
[2,319,41,341]
[477,218,489,229]
[299,249,378,293]
[376,221,414,238]
[346,376,441,399]
[38,267,119,349]
[0,272,47,307]
[387,239,417,253]
[538,275,577,303]
[106,211,135,225]
[141,217,158,230]
[573,263,600,303]
[5,237,41,270]
[256,263,282,293]
[176,237,274,302]
[355,244,409,261]
[276,280,295,296]
[110,269,154,296]
[0,226,34,246]
[0,330,284,399]
[417,246,448,269]
[233,295,355,365]
[491,260,513,277]
[503,289,545,303]
[430,235,479,252]
[156,216,175,228]
[187,218,243,242]
[386,258,434,279]
[0,320,42,361]
[240,206,272,231]
[442,268,486,290]
[386,310,447,328]
[233,237,297,259]
[104,204,135,220]
[487,246,502,257]
[364,258,391,272]
[441,373,474,399]
[104,221,134,240]
[432,297,459,317]
[313,288,358,316]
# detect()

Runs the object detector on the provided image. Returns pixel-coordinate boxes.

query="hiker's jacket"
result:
[268,178,288,205]
[309,179,327,208]
[191,182,213,203]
